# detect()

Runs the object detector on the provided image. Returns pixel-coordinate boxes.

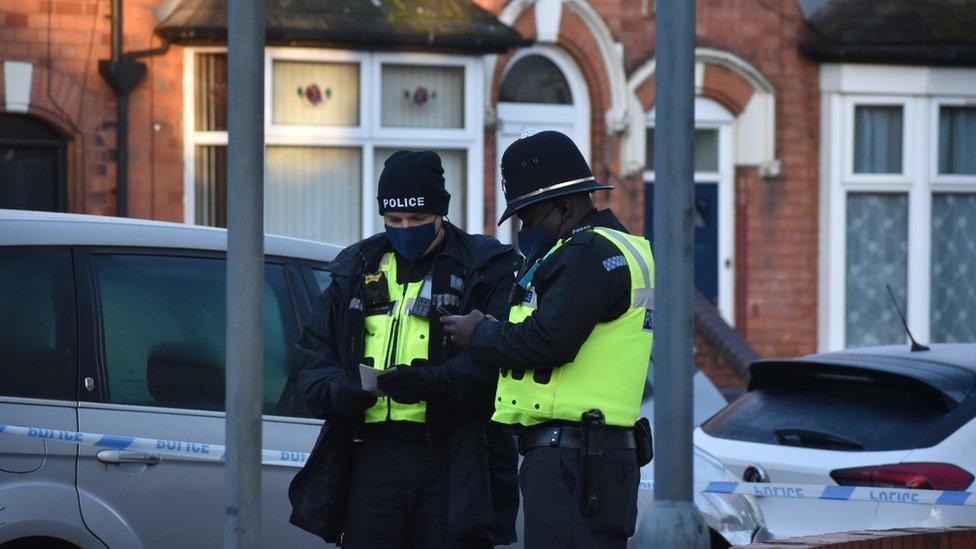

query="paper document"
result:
[360,363,390,396]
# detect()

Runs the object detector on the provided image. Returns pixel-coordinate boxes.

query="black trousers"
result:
[519,446,639,549]
[341,427,451,549]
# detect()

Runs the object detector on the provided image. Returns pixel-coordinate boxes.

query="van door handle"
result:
[96,450,161,465]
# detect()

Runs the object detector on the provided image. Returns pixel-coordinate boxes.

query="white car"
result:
[695,344,976,539]
[631,372,770,547]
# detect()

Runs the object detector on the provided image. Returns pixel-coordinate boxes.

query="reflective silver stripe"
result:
[506,177,597,205]
[633,287,655,309]
[418,274,433,300]
[596,228,651,289]
[379,253,392,266]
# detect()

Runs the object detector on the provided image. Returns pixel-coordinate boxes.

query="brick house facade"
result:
[3,0,975,392]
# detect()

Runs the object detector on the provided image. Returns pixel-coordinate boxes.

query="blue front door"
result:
[645,182,719,305]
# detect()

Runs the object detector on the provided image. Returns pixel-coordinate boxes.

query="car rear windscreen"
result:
[701,364,976,451]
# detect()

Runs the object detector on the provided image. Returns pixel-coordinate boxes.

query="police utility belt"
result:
[516,414,653,465]
[518,423,636,452]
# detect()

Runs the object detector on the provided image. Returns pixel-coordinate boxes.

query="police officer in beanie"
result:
[441,131,656,549]
[288,150,521,548]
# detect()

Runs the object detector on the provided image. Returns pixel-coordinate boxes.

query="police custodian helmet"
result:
[497,130,614,225]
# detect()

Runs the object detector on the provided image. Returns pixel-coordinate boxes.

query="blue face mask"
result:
[385,220,440,261]
[517,224,556,258]
[517,204,559,257]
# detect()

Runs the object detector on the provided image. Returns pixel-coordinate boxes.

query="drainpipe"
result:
[99,0,169,217]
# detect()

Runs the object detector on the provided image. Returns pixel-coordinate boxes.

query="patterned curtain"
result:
[931,193,976,342]
[845,193,908,347]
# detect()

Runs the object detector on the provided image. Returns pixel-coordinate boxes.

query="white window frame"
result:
[645,97,736,325]
[818,64,976,351]
[183,47,484,240]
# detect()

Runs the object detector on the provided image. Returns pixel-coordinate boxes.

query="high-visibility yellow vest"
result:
[492,228,655,428]
[363,253,429,423]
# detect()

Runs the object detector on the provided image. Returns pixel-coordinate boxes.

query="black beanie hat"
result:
[377,150,450,215]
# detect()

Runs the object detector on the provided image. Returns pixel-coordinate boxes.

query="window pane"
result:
[938,106,976,175]
[845,193,908,347]
[194,53,227,131]
[499,55,571,104]
[94,255,309,416]
[195,145,227,228]
[272,61,360,126]
[0,247,76,400]
[931,193,976,342]
[381,64,464,128]
[266,146,362,245]
[694,129,719,172]
[373,148,466,234]
[854,106,903,174]
[645,128,718,173]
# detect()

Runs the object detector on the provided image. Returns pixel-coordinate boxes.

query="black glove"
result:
[329,380,377,421]
[378,366,437,404]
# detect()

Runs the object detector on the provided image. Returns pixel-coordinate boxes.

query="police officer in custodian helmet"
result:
[289,150,521,548]
[442,131,656,548]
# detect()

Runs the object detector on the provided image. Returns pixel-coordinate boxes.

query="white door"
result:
[495,48,590,245]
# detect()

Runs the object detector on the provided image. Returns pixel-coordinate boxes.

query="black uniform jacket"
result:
[469,208,633,371]
[288,223,522,545]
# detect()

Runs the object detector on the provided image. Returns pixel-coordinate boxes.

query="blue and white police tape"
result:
[0,423,309,468]
[4,422,974,507]
[638,479,975,507]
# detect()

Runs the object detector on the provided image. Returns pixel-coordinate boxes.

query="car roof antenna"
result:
[885,284,929,352]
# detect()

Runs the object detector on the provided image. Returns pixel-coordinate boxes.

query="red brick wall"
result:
[0,0,184,220]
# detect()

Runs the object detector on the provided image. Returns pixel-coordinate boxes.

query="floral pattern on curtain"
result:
[846,193,908,347]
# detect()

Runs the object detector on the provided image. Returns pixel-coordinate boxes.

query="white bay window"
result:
[184,47,484,246]
[820,65,976,349]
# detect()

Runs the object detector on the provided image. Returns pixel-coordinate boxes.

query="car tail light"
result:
[830,463,974,491]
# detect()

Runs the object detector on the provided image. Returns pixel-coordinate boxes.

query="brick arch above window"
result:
[495,0,629,135]
[625,48,779,177]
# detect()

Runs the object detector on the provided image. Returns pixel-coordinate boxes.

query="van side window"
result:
[92,254,311,417]
[0,247,76,400]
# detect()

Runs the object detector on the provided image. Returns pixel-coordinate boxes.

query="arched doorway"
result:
[0,113,68,212]
[495,47,590,244]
